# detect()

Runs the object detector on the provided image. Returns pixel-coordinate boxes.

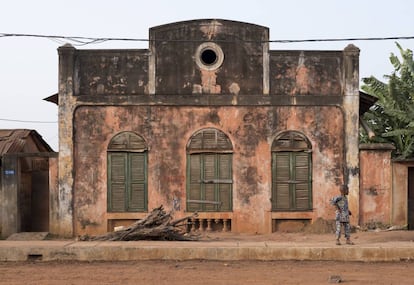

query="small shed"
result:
[0,129,56,238]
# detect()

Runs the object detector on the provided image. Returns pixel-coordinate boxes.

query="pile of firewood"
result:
[79,205,199,241]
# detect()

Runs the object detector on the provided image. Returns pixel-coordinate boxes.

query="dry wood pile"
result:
[79,205,199,241]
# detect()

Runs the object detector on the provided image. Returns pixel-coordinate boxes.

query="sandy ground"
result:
[1,230,414,285]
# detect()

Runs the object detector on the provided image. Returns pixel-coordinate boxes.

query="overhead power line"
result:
[1,33,414,46]
[270,36,414,43]
[0,118,57,124]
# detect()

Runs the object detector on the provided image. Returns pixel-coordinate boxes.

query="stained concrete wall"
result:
[56,19,360,236]
[391,162,414,226]
[75,50,150,96]
[72,105,345,235]
[359,144,394,226]
[270,50,342,96]
[149,19,268,95]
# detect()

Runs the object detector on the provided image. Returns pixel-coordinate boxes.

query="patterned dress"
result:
[331,195,351,239]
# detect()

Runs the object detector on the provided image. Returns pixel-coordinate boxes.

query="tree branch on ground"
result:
[78,205,199,241]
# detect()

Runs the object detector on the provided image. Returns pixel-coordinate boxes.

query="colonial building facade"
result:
[52,19,364,237]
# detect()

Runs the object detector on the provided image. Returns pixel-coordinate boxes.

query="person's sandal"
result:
[336,239,341,245]
[346,239,354,245]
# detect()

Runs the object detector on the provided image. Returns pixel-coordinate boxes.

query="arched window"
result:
[271,131,312,211]
[186,128,233,212]
[107,132,147,212]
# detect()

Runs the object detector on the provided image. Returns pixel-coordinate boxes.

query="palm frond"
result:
[381,129,413,137]
[361,43,414,159]
[389,52,401,71]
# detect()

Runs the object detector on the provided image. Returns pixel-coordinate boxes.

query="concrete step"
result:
[1,239,414,262]
[6,232,50,241]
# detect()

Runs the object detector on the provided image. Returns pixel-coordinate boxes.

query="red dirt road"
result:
[1,260,414,285]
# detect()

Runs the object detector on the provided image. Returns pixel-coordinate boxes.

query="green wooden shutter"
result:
[188,153,233,212]
[272,152,311,211]
[188,154,202,211]
[187,129,233,213]
[203,154,216,211]
[273,152,290,209]
[294,153,310,210]
[204,184,215,211]
[204,154,215,180]
[109,153,127,211]
[272,131,312,211]
[203,130,217,148]
[108,132,148,213]
[218,154,232,211]
[129,153,146,211]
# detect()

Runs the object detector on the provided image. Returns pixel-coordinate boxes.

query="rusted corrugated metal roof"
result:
[359,91,378,115]
[0,129,54,155]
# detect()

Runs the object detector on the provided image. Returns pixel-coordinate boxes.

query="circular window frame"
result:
[195,42,224,71]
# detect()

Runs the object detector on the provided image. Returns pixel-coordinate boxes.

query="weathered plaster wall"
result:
[150,19,268,95]
[391,162,412,226]
[75,50,150,96]
[270,51,342,96]
[73,105,345,235]
[359,144,394,225]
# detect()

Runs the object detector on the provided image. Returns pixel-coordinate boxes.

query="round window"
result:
[201,49,217,65]
[195,43,224,71]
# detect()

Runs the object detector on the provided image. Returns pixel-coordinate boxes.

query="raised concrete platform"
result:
[1,239,414,262]
[6,232,50,241]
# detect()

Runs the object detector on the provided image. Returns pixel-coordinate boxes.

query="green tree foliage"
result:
[361,43,414,159]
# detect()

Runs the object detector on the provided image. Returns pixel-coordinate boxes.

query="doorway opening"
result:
[19,157,50,232]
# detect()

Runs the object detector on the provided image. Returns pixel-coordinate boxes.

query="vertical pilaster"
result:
[54,43,76,237]
[262,28,270,95]
[48,156,59,235]
[343,44,360,225]
[148,31,156,95]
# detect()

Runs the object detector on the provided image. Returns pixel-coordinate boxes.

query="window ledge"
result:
[187,212,233,220]
[106,212,149,220]
[271,211,313,219]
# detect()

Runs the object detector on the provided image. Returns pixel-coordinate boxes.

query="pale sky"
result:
[1,0,413,151]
